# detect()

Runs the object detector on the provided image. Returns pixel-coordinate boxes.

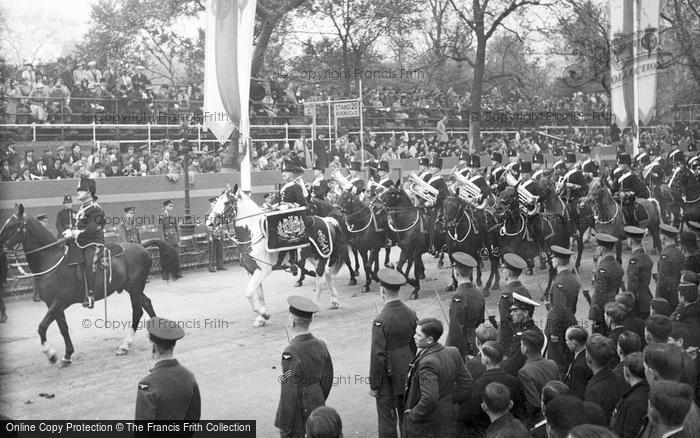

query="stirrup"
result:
[83,295,94,309]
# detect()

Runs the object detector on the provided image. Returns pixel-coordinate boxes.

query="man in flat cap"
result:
[206,196,225,273]
[120,207,140,243]
[56,194,76,236]
[502,292,542,377]
[276,296,333,438]
[545,245,580,374]
[61,177,105,309]
[589,234,623,335]
[135,317,200,420]
[159,199,182,280]
[624,226,653,319]
[497,253,531,348]
[446,252,485,360]
[657,224,683,311]
[369,269,418,438]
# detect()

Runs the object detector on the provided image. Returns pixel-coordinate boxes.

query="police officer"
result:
[545,245,580,374]
[624,226,653,319]
[369,269,418,438]
[497,253,531,347]
[656,224,683,311]
[588,233,624,335]
[206,197,225,273]
[310,159,330,201]
[275,296,334,438]
[159,199,182,280]
[61,177,105,309]
[56,194,76,236]
[501,292,542,376]
[445,252,485,359]
[121,207,141,243]
[135,316,201,421]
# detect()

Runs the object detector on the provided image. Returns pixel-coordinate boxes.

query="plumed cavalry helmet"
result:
[77,177,96,195]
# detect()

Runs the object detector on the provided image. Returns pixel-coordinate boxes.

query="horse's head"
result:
[0,204,28,251]
[498,187,518,210]
[443,195,466,229]
[337,190,356,214]
[586,177,604,203]
[207,184,238,226]
[378,180,408,208]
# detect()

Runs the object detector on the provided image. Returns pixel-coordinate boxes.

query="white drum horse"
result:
[207,185,344,327]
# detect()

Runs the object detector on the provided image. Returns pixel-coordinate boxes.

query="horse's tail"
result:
[323,217,345,275]
[648,197,662,223]
[142,239,180,280]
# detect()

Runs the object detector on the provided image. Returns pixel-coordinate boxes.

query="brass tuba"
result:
[408,172,438,204]
[330,168,353,191]
[505,173,539,216]
[450,168,482,203]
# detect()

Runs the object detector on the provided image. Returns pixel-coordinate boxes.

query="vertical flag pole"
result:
[359,79,365,164]
[633,0,640,156]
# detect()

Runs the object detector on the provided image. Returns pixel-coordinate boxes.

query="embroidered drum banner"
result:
[264,207,309,252]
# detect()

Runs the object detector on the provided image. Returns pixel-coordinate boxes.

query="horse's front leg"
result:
[246,267,271,326]
[55,309,74,367]
[409,252,422,300]
[38,301,61,365]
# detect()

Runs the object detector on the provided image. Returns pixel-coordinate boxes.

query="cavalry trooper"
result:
[656,223,683,312]
[416,157,430,182]
[614,153,649,225]
[445,252,485,360]
[206,196,226,273]
[365,159,379,195]
[504,149,520,179]
[159,199,182,280]
[488,151,505,190]
[466,154,484,179]
[275,296,334,438]
[531,153,547,178]
[557,152,588,212]
[374,160,393,196]
[465,155,492,204]
[273,160,307,274]
[135,317,201,421]
[497,253,531,349]
[635,149,651,173]
[348,160,366,196]
[545,245,580,375]
[624,226,653,319]
[667,149,686,188]
[369,269,418,438]
[520,161,548,212]
[425,157,449,252]
[121,206,141,243]
[589,233,624,335]
[517,160,533,183]
[310,159,330,201]
[61,177,105,309]
[56,194,76,236]
[580,156,600,182]
[501,292,542,377]
[457,151,470,173]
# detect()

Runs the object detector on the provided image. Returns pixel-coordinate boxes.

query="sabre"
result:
[434,290,450,325]
[374,302,380,315]
[284,324,291,344]
[573,265,592,306]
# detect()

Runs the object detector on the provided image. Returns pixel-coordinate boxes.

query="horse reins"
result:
[592,185,620,225]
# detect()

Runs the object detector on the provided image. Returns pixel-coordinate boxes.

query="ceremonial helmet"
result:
[429,157,442,169]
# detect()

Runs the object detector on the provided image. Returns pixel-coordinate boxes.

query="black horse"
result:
[0,204,179,366]
[377,182,430,299]
[0,247,7,323]
[442,194,500,294]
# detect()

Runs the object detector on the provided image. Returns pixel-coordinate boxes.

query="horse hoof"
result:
[385,263,395,269]
[294,281,303,288]
[46,349,57,364]
[362,286,371,293]
[252,317,267,328]
[329,302,340,310]
[409,292,419,300]
[476,279,483,287]
[445,285,455,292]
[348,279,357,286]
[0,314,6,323]
[418,273,426,280]
[116,345,130,356]
[59,357,72,368]
[354,269,361,276]
[437,261,444,268]
[492,284,500,291]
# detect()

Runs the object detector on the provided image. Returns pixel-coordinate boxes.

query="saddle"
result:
[66,242,124,266]
[304,216,334,259]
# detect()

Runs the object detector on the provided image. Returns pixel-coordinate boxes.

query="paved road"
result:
[0,240,639,436]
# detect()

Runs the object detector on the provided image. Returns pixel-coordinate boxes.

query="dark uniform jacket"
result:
[589,254,624,323]
[656,244,684,311]
[615,171,649,198]
[403,343,471,438]
[121,218,141,243]
[280,181,307,206]
[74,201,105,245]
[370,300,418,395]
[349,176,365,195]
[626,248,653,317]
[584,367,628,423]
[56,208,76,235]
[564,348,593,400]
[560,168,588,198]
[611,380,650,438]
[498,281,531,349]
[457,367,525,435]
[134,359,201,421]
[310,175,330,200]
[684,253,700,273]
[446,282,485,359]
[484,412,529,438]
[160,212,179,247]
[502,319,542,376]
[545,269,579,341]
[275,333,333,437]
[518,357,560,426]
[428,174,449,206]
[672,303,700,348]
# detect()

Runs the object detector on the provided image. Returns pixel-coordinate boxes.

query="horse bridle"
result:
[0,214,27,253]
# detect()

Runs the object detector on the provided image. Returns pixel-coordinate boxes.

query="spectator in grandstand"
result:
[73,60,87,85]
[46,158,63,179]
[28,83,48,123]
[1,159,14,181]
[29,158,48,179]
[21,62,36,85]
[106,161,121,177]
[69,143,82,164]
[89,163,106,178]
[59,59,75,91]
[131,65,151,92]
[85,61,102,88]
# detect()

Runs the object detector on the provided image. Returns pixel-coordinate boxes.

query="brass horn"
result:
[330,168,353,191]
[408,172,438,203]
[505,173,540,216]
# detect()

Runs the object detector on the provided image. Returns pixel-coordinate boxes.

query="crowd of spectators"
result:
[0,140,229,182]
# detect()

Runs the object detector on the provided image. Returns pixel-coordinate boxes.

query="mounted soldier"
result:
[310,159,330,201]
[272,160,307,273]
[373,160,393,198]
[348,161,366,198]
[488,152,506,194]
[61,177,105,309]
[613,153,650,226]
[416,157,431,183]
[556,152,588,224]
